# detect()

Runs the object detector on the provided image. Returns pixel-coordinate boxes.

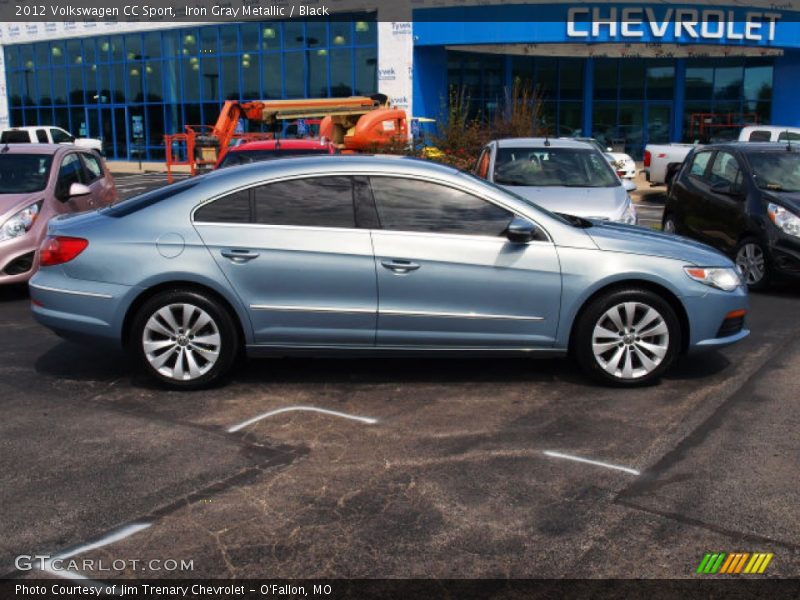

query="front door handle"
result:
[381,259,420,274]
[221,249,260,263]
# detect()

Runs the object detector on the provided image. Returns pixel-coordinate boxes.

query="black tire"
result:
[129,289,240,390]
[734,237,771,292]
[572,288,682,387]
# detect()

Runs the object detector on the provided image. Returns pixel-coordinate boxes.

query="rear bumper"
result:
[29,271,134,348]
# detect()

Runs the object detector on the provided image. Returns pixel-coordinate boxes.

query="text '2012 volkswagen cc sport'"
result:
[29,156,749,389]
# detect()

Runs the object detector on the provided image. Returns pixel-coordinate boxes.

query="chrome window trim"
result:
[29,283,113,299]
[190,171,553,243]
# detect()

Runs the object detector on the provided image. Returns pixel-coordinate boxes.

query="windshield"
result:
[748,152,800,193]
[0,154,53,194]
[218,148,331,168]
[493,147,619,188]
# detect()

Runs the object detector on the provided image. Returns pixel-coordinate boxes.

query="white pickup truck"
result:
[0,126,103,154]
[643,143,696,186]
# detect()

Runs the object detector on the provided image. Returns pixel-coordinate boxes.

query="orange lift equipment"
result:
[165,95,408,182]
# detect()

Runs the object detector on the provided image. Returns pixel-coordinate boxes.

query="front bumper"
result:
[0,238,40,285]
[682,286,750,353]
[766,233,800,280]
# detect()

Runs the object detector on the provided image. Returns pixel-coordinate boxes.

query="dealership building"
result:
[1,1,799,161]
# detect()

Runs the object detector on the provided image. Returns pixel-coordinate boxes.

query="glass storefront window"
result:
[220,25,238,54]
[284,23,305,50]
[619,61,645,100]
[308,49,329,97]
[559,59,583,100]
[263,53,283,98]
[354,47,376,96]
[594,60,618,101]
[331,48,353,97]
[646,64,674,101]
[714,66,743,101]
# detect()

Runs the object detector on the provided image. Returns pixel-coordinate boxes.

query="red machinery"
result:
[165,95,408,182]
[688,112,760,143]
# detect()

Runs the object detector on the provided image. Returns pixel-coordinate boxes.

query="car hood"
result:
[763,190,800,213]
[586,220,732,266]
[500,185,628,220]
[0,192,42,220]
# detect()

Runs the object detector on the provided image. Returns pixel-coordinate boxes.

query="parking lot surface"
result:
[1,172,798,580]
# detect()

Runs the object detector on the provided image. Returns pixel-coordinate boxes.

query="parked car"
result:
[215,139,337,169]
[739,125,800,143]
[643,143,697,186]
[0,145,116,285]
[566,137,637,180]
[0,126,104,154]
[474,138,638,224]
[663,143,800,290]
[30,156,747,389]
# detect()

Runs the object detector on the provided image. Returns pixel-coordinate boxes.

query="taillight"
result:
[643,151,651,167]
[39,236,88,267]
[617,170,626,178]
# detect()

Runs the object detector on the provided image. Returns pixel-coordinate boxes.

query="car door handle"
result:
[381,259,420,273]
[221,249,260,263]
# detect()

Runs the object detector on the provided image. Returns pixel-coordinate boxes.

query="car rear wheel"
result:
[573,288,681,386]
[735,238,770,291]
[131,289,239,389]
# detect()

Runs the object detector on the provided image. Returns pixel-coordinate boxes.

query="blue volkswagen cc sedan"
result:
[29,156,749,389]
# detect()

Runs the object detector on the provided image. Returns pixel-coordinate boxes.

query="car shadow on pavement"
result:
[0,283,29,303]
[34,340,129,382]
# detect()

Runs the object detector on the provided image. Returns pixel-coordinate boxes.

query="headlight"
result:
[617,199,637,225]
[0,202,42,242]
[684,267,742,292]
[767,202,800,238]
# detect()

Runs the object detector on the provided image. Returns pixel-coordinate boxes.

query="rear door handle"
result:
[381,259,420,274]
[221,249,260,263]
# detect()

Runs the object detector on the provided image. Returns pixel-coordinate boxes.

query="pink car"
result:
[0,144,117,285]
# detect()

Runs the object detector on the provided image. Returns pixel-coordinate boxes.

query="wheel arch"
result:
[121,280,248,351]
[567,279,691,355]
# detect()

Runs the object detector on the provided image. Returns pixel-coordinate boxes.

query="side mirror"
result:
[506,216,537,244]
[68,182,91,198]
[606,147,613,152]
[623,179,637,192]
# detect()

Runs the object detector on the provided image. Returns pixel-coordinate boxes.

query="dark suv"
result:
[663,143,800,289]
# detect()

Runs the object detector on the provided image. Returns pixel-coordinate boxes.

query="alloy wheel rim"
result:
[735,243,765,285]
[592,302,670,380]
[143,303,221,381]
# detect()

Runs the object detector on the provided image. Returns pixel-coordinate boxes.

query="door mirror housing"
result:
[68,182,91,198]
[622,179,637,192]
[506,216,537,244]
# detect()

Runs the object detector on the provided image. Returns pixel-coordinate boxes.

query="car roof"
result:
[0,126,62,132]
[494,138,595,149]
[740,125,800,133]
[702,142,800,152]
[230,139,334,151]
[0,143,68,155]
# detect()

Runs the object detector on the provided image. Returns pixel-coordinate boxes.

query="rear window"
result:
[1,131,31,143]
[102,178,201,218]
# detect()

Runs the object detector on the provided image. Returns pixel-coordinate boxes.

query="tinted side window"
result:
[689,152,712,179]
[82,153,103,182]
[51,128,72,144]
[35,129,48,143]
[709,152,741,186]
[252,177,355,228]
[748,130,772,142]
[56,154,86,197]
[777,131,800,142]
[194,189,252,223]
[369,177,513,236]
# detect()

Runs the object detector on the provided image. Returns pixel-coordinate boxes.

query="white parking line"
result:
[40,523,151,580]
[543,450,640,475]
[228,405,378,433]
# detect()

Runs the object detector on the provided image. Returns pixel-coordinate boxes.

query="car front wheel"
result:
[130,289,239,389]
[573,288,681,386]
[735,238,770,291]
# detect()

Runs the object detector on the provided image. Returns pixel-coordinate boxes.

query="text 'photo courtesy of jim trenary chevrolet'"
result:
[1,1,800,599]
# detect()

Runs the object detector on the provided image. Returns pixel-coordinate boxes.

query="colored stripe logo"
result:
[697,552,773,574]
